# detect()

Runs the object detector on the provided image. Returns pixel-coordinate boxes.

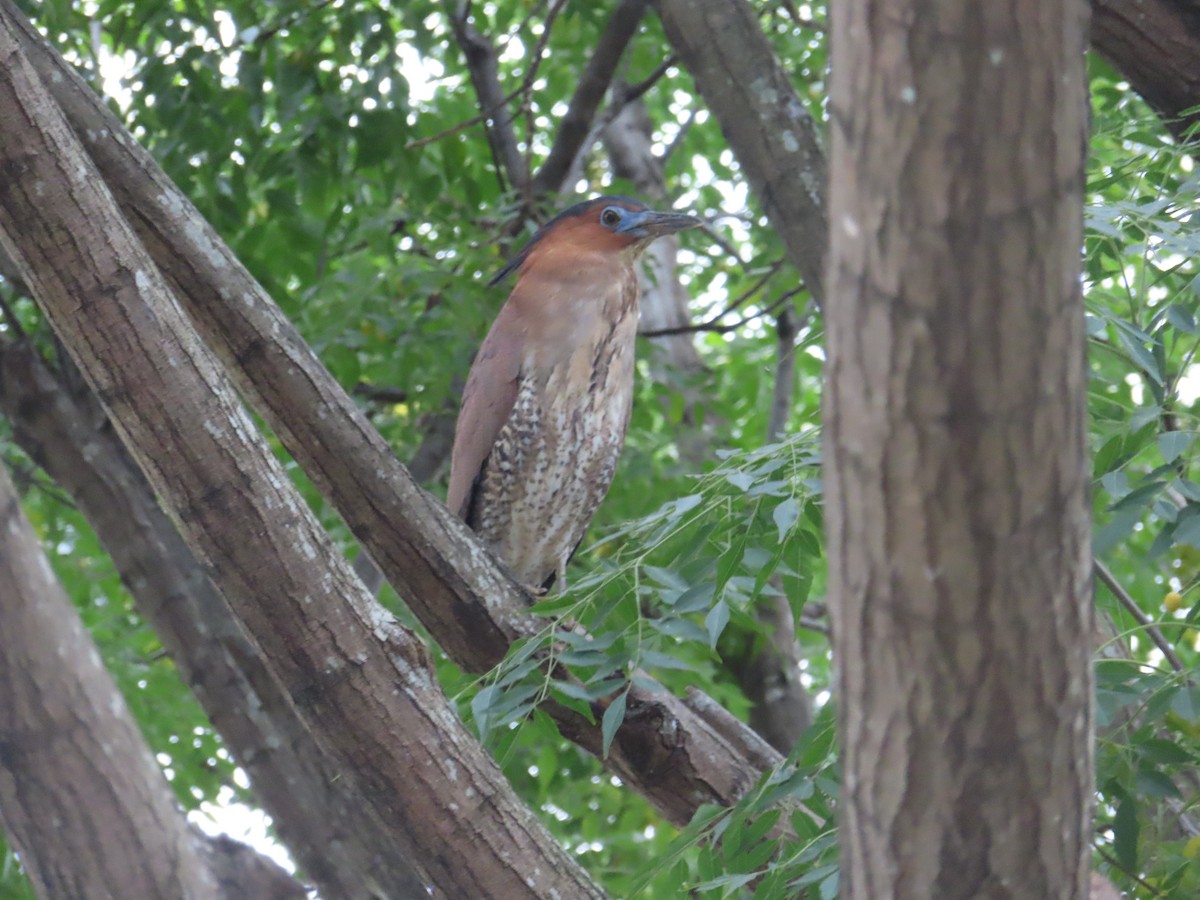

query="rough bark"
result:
[0,12,603,898]
[6,0,786,827]
[826,2,1094,898]
[657,0,827,303]
[202,834,309,900]
[1091,0,1200,142]
[0,464,221,899]
[0,339,425,899]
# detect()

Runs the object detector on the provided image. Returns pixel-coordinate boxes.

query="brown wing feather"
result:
[447,303,524,522]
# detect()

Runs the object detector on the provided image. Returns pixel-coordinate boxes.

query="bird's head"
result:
[489,196,702,286]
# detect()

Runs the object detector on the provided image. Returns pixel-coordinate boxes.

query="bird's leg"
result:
[556,556,570,593]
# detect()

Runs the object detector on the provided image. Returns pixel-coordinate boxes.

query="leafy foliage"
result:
[1085,55,1200,896]
[1,0,1199,897]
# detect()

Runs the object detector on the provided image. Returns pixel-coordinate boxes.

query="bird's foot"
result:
[521,581,550,600]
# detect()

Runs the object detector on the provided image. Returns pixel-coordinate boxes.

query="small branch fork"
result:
[1094,558,1185,673]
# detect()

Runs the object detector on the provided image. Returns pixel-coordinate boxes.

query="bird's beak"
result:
[615,208,704,239]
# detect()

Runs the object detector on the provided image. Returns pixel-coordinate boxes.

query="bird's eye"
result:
[600,207,622,227]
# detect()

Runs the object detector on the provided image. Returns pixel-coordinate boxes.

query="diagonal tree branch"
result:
[531,0,652,195]
[449,0,533,196]
[657,0,827,302]
[1090,0,1200,143]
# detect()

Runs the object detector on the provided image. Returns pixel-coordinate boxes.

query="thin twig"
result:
[1094,557,1185,673]
[563,64,681,189]
[449,0,529,194]
[722,258,787,316]
[658,107,694,167]
[701,221,749,268]
[250,0,338,48]
[625,55,678,105]
[411,1,564,154]
[520,0,568,186]
[352,383,409,405]
[641,284,804,338]
[1094,847,1162,897]
[797,615,829,637]
[499,0,550,53]
[7,461,78,511]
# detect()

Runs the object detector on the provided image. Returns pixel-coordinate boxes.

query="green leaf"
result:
[1138,738,1194,765]
[1158,431,1193,464]
[1113,795,1139,872]
[773,497,801,541]
[726,471,755,492]
[1128,405,1164,431]
[470,684,499,738]
[1099,470,1129,500]
[650,617,709,642]
[1135,768,1181,799]
[1110,480,1165,512]
[641,649,702,671]
[1166,304,1198,333]
[1113,325,1163,384]
[675,582,716,614]
[1093,506,1146,554]
[601,690,627,759]
[1174,511,1200,549]
[705,600,730,649]
[1171,686,1200,718]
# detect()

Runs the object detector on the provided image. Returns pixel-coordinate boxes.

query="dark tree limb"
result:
[736,307,813,754]
[1091,0,1200,143]
[768,306,800,443]
[657,0,827,303]
[604,96,705,377]
[201,834,309,900]
[603,91,812,755]
[532,0,652,194]
[449,0,531,196]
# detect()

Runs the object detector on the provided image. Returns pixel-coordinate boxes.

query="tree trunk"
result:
[826,2,1094,898]
[0,464,223,899]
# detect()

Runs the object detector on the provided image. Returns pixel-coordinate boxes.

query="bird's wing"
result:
[447,305,523,523]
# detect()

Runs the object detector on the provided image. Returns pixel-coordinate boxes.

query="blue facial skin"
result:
[608,206,701,239]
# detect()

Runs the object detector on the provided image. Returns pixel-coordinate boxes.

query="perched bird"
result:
[447,196,702,592]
